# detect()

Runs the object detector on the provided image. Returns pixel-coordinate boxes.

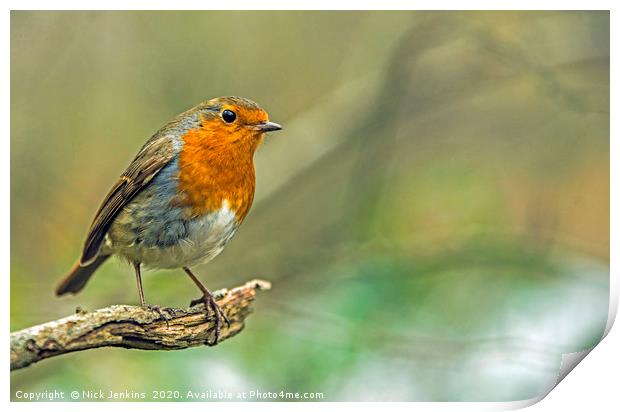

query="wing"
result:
[80,135,177,265]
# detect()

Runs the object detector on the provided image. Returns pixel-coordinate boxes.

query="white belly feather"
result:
[105,201,239,269]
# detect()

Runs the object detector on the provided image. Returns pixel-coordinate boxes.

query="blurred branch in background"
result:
[10,279,270,371]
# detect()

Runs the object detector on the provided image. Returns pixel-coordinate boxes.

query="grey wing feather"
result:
[80,135,177,265]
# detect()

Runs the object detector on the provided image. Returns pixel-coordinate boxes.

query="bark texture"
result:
[10,279,271,371]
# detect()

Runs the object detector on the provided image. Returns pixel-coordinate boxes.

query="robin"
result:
[55,96,282,344]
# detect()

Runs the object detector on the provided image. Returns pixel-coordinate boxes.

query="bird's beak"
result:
[250,121,282,132]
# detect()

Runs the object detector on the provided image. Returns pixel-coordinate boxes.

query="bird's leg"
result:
[182,267,230,345]
[133,261,146,307]
[133,261,170,326]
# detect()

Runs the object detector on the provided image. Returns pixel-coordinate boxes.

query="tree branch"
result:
[10,279,271,371]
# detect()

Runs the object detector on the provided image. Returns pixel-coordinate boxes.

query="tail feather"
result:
[55,255,110,296]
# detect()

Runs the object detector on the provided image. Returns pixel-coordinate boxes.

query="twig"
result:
[10,279,271,371]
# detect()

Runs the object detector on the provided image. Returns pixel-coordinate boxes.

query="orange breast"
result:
[176,126,256,221]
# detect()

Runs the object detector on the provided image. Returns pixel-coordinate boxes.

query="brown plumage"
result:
[54,96,282,344]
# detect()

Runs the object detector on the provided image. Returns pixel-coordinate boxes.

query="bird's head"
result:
[191,96,282,154]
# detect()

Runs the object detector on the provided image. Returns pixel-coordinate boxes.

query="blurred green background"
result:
[11,11,609,401]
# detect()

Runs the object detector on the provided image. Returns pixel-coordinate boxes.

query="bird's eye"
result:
[222,109,236,123]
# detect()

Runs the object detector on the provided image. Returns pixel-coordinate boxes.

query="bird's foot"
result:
[144,304,172,327]
[190,293,230,345]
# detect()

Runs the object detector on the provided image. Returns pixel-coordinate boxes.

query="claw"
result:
[189,294,229,345]
[146,304,171,328]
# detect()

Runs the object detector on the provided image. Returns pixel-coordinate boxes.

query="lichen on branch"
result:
[10,279,271,371]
